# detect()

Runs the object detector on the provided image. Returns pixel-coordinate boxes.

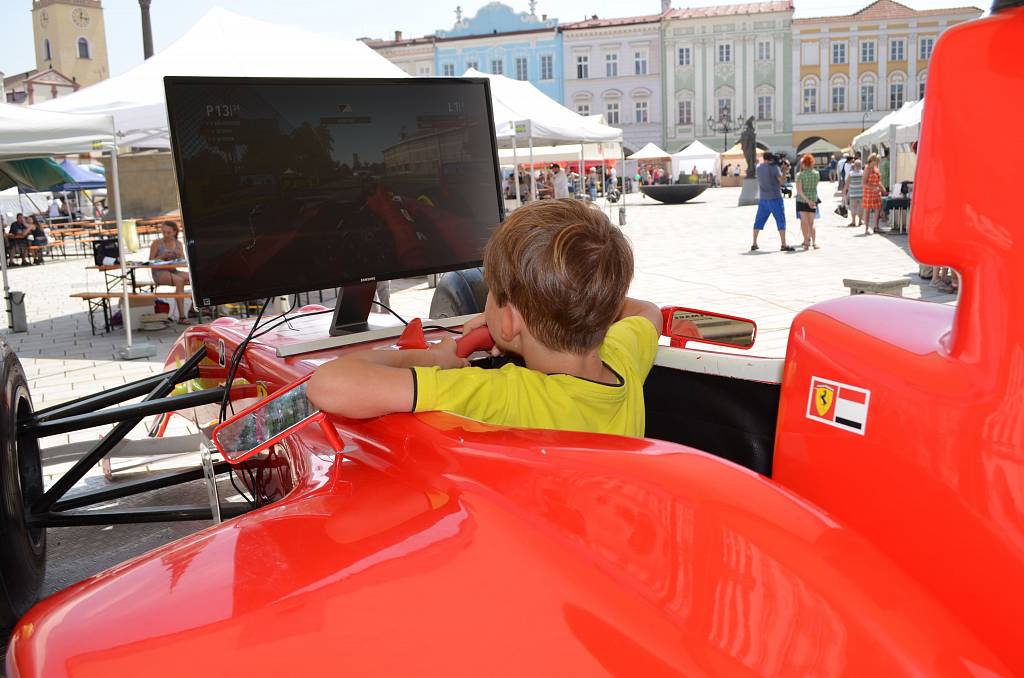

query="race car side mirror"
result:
[660,306,757,350]
[212,374,343,464]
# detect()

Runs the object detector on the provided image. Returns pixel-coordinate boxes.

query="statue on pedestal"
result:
[740,116,757,178]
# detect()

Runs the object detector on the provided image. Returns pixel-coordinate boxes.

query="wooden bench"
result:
[70,291,194,334]
[28,240,67,262]
[842,276,911,297]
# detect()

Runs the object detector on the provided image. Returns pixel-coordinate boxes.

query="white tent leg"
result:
[529,137,536,202]
[111,143,155,360]
[512,122,521,211]
[0,232,10,330]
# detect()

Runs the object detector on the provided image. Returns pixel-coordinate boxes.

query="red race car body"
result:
[7,8,1024,676]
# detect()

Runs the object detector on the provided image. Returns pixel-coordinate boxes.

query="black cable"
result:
[371,300,461,335]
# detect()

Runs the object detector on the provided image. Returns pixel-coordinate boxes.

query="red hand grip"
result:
[456,326,495,358]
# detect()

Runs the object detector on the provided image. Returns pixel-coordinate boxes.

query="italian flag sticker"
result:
[806,377,870,435]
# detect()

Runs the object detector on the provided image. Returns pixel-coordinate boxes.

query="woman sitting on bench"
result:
[149,221,191,323]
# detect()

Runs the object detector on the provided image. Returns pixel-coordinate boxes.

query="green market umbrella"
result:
[0,158,75,192]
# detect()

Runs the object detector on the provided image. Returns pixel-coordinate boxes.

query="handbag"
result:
[834,204,849,218]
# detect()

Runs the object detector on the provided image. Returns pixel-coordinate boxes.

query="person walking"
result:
[550,163,569,199]
[751,153,795,252]
[795,154,820,250]
[862,153,886,235]
[843,159,865,228]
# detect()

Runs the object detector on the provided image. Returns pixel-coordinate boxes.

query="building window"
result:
[757,95,773,120]
[718,43,731,63]
[832,84,846,112]
[757,40,771,61]
[678,100,692,125]
[540,55,553,80]
[634,100,649,124]
[514,57,528,81]
[832,41,847,65]
[860,83,875,110]
[890,39,905,62]
[860,41,875,63]
[576,55,589,79]
[77,37,90,59]
[918,79,926,100]
[466,60,478,71]
[634,50,647,75]
[802,80,817,113]
[577,103,590,116]
[605,53,618,77]
[417,65,431,76]
[717,98,732,118]
[919,37,934,60]
[890,82,905,109]
[490,59,503,75]
[605,102,620,125]
[43,39,51,61]
[801,41,819,66]
[678,46,691,66]
[442,63,455,77]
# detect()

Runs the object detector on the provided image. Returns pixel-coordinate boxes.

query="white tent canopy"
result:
[0,102,114,160]
[628,142,671,160]
[894,99,925,144]
[467,69,622,146]
[852,101,921,150]
[33,6,408,147]
[671,140,721,177]
[497,142,621,166]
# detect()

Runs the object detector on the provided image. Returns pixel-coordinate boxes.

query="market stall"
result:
[721,143,764,187]
[671,140,721,183]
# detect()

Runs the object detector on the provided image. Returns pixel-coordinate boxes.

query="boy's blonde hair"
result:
[484,199,633,354]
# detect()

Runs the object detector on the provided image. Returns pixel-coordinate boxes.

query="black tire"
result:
[429,268,488,319]
[0,342,45,628]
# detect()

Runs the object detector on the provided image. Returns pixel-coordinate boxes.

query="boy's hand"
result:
[429,338,470,369]
[460,315,502,356]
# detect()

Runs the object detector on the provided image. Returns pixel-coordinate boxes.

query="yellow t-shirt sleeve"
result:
[600,316,660,382]
[411,365,511,422]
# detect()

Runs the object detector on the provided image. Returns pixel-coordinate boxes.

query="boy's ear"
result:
[500,303,524,344]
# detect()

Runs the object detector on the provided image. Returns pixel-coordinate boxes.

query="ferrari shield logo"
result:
[814,385,835,417]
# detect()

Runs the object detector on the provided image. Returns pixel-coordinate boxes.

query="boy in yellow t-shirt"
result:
[307,199,662,438]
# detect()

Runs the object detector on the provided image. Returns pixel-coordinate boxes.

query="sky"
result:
[0,0,986,80]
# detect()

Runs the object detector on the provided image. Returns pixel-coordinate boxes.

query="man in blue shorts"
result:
[751,152,795,252]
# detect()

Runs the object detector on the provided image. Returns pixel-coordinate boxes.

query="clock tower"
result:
[32,0,110,88]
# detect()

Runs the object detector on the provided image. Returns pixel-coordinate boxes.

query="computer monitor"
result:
[164,76,504,325]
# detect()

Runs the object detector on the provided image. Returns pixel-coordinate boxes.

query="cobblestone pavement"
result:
[0,183,954,627]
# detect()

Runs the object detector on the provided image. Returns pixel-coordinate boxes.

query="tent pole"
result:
[621,142,627,218]
[579,144,584,199]
[529,137,536,202]
[511,121,521,211]
[110,143,154,360]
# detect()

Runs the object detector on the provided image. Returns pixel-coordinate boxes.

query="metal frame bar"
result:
[31,367,189,422]
[30,503,250,527]
[31,347,207,514]
[52,461,231,512]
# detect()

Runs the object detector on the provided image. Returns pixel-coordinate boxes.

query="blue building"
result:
[433,3,563,102]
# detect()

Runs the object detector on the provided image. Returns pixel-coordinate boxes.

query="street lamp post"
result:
[139,0,154,60]
[707,107,746,152]
[861,106,874,132]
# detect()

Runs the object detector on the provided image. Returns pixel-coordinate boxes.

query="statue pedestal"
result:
[738,177,760,206]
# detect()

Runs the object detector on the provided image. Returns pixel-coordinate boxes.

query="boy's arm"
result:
[307,339,467,419]
[619,297,662,333]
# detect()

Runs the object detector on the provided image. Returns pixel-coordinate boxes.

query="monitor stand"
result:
[329,282,379,336]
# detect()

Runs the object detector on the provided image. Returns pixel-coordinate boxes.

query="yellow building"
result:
[31,0,110,89]
[791,0,980,153]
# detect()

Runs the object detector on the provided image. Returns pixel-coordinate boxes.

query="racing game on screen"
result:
[165,78,503,306]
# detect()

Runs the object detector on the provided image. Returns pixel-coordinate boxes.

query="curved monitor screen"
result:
[164,77,504,307]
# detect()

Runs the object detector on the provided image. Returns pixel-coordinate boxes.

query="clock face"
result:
[72,7,91,28]
[39,9,49,27]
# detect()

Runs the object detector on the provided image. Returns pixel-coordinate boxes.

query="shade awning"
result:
[0,102,114,161]
[628,142,672,160]
[0,158,75,192]
[799,139,842,155]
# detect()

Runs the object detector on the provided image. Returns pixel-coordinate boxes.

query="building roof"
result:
[561,14,662,30]
[665,1,793,20]
[793,0,982,25]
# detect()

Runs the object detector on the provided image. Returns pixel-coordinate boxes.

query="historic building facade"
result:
[31,0,110,89]
[433,4,562,101]
[364,32,437,77]
[791,0,981,152]
[561,14,663,152]
[662,1,794,155]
